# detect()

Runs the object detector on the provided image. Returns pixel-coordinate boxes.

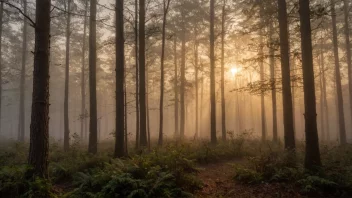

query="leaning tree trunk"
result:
[28,0,51,178]
[115,0,125,158]
[88,0,98,154]
[81,0,88,141]
[298,0,322,170]
[64,0,71,151]
[210,0,217,144]
[221,2,226,141]
[343,0,352,129]
[135,0,140,149]
[278,0,295,150]
[139,0,148,146]
[331,0,347,144]
[268,21,278,143]
[18,0,27,142]
[158,0,170,146]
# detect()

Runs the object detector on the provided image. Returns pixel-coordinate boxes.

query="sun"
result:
[230,67,241,76]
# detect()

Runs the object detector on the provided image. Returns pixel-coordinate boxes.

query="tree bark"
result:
[180,7,186,140]
[343,0,352,131]
[64,0,71,151]
[135,0,140,149]
[139,0,148,146]
[81,0,88,141]
[221,2,226,141]
[18,0,26,142]
[331,0,347,144]
[158,0,170,146]
[88,0,98,154]
[115,0,125,158]
[298,0,322,170]
[210,0,217,144]
[269,21,277,143]
[174,36,179,138]
[28,0,51,178]
[278,0,295,150]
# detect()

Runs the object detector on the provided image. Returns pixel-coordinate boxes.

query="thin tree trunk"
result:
[115,0,125,158]
[320,43,330,141]
[28,0,51,178]
[318,55,325,142]
[88,0,98,154]
[174,36,179,138]
[331,0,347,144]
[210,0,217,144]
[124,64,128,155]
[18,0,26,142]
[278,0,295,150]
[81,0,88,140]
[200,74,204,138]
[158,0,170,146]
[343,0,352,130]
[194,28,199,139]
[147,72,151,149]
[221,1,226,141]
[259,2,266,141]
[135,0,140,149]
[180,7,186,140]
[139,0,148,146]
[64,0,71,151]
[269,22,277,142]
[299,0,322,170]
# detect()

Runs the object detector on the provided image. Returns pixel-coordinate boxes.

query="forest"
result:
[1,0,352,197]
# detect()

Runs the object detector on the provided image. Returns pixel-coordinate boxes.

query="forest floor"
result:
[195,159,302,198]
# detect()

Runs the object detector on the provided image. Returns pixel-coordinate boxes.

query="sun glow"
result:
[230,67,241,76]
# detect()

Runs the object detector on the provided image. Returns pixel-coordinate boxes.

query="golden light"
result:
[230,67,241,76]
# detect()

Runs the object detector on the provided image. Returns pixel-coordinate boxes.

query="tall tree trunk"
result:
[210,0,217,144]
[320,43,330,141]
[343,0,352,130]
[194,28,199,139]
[88,0,98,154]
[115,0,125,158]
[200,74,204,138]
[174,36,179,138]
[64,0,71,151]
[158,0,170,146]
[278,0,295,150]
[259,2,266,141]
[221,1,226,141]
[269,22,277,142]
[318,55,325,141]
[81,0,88,140]
[180,7,186,140]
[331,0,347,144]
[298,0,322,170]
[135,0,140,149]
[124,76,128,154]
[146,72,151,149]
[28,0,51,178]
[18,0,26,142]
[139,0,147,146]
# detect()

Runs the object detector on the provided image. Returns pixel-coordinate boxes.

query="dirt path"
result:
[195,159,302,198]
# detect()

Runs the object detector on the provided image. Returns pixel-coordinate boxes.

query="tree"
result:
[259,1,266,141]
[331,0,346,145]
[210,0,216,144]
[81,0,88,140]
[64,0,71,151]
[221,0,226,141]
[18,0,26,142]
[88,0,98,154]
[134,0,140,149]
[277,0,295,150]
[28,0,51,178]
[343,0,352,128]
[115,0,125,158]
[139,0,148,146]
[180,4,186,140]
[158,0,171,146]
[174,36,179,138]
[298,0,321,170]
[268,21,277,142]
